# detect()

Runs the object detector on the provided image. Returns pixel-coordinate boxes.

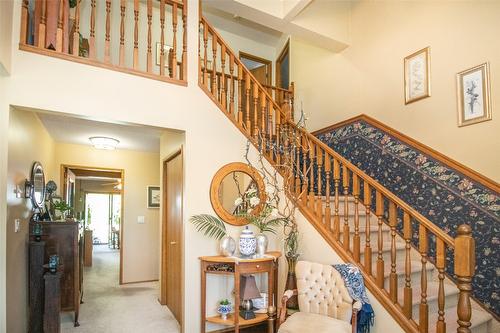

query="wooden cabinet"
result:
[200,252,281,333]
[30,221,82,327]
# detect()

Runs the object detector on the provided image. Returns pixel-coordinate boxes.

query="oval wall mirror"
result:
[30,162,46,210]
[210,162,266,226]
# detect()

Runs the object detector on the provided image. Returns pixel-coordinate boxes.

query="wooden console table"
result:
[200,251,281,333]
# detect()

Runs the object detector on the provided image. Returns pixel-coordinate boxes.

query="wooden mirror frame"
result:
[210,162,266,226]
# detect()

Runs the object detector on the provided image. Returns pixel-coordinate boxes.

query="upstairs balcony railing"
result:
[20,0,187,84]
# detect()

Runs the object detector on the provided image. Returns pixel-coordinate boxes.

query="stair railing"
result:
[199,16,475,333]
[20,0,187,84]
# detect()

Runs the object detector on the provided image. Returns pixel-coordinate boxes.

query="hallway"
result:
[61,246,180,333]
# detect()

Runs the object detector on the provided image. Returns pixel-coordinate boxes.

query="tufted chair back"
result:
[295,261,353,322]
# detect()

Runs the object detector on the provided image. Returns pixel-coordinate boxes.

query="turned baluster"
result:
[171,3,178,79]
[38,0,47,48]
[133,0,139,69]
[455,224,475,333]
[159,1,166,74]
[229,55,235,116]
[104,0,112,63]
[56,0,64,52]
[211,36,218,96]
[237,65,243,125]
[252,82,259,139]
[342,165,350,251]
[308,144,316,210]
[352,174,361,262]
[20,0,29,45]
[71,0,79,55]
[375,191,385,288]
[403,212,412,319]
[182,2,187,80]
[89,0,96,59]
[363,182,372,274]
[146,0,152,71]
[324,154,332,231]
[260,92,267,143]
[119,0,126,66]
[389,201,398,303]
[418,225,429,332]
[244,72,251,134]
[290,82,295,120]
[220,44,227,110]
[268,102,274,150]
[436,238,446,333]
[316,148,323,219]
[333,159,340,241]
[302,137,310,206]
[203,21,208,84]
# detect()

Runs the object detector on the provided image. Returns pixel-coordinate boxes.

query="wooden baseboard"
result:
[120,279,159,285]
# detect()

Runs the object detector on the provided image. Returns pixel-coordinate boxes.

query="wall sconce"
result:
[24,180,32,199]
[14,185,23,199]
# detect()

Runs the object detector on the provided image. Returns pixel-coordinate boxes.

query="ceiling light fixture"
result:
[89,136,120,150]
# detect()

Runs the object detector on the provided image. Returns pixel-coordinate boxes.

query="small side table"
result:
[200,251,281,333]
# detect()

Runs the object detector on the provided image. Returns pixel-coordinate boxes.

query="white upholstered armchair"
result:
[278,261,362,333]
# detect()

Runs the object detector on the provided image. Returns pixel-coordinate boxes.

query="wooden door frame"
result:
[60,164,125,284]
[239,51,273,86]
[275,39,290,89]
[160,147,184,331]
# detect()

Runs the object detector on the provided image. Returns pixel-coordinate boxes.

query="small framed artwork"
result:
[404,47,431,104]
[156,42,173,67]
[147,186,160,209]
[456,62,492,127]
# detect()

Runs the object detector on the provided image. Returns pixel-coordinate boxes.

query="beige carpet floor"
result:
[61,245,180,333]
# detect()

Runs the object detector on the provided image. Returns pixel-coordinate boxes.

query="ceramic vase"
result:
[255,233,268,257]
[239,226,256,257]
[219,235,236,257]
[217,303,232,320]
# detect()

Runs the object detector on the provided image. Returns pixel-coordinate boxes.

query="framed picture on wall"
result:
[147,186,160,209]
[404,47,431,104]
[456,62,492,127]
[156,42,173,67]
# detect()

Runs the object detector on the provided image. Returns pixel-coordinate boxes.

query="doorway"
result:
[84,193,121,246]
[61,165,125,283]
[276,40,290,90]
[160,149,184,327]
[239,51,272,86]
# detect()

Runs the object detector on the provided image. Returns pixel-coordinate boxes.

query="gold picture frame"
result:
[404,47,431,104]
[456,62,492,127]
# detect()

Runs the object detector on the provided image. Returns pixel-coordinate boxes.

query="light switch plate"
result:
[137,216,145,224]
[14,219,20,233]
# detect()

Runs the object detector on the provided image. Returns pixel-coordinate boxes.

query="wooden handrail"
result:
[19,0,188,84]
[199,16,475,333]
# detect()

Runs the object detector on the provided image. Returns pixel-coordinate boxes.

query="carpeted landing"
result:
[61,245,180,333]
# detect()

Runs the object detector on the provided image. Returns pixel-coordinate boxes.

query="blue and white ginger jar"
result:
[239,226,256,256]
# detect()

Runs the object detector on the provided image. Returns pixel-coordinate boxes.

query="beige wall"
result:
[292,0,500,182]
[0,0,13,75]
[6,108,56,333]
[54,142,160,283]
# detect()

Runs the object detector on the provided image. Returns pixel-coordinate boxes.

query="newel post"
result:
[454,224,475,333]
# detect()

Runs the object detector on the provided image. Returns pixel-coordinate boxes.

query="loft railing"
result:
[199,16,475,333]
[20,0,187,84]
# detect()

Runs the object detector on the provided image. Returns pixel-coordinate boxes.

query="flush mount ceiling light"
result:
[89,136,120,150]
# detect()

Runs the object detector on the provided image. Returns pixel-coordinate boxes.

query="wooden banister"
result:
[199,16,475,333]
[19,0,187,85]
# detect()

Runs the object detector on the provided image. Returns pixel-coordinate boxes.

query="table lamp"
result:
[239,275,261,320]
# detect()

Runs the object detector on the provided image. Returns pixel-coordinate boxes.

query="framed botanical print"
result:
[147,186,160,208]
[456,62,492,127]
[404,47,431,104]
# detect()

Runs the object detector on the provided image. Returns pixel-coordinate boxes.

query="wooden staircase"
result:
[198,16,496,333]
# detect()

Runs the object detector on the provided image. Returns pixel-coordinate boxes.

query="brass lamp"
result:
[239,275,261,320]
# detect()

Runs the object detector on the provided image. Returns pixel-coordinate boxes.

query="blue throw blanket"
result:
[333,263,374,333]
